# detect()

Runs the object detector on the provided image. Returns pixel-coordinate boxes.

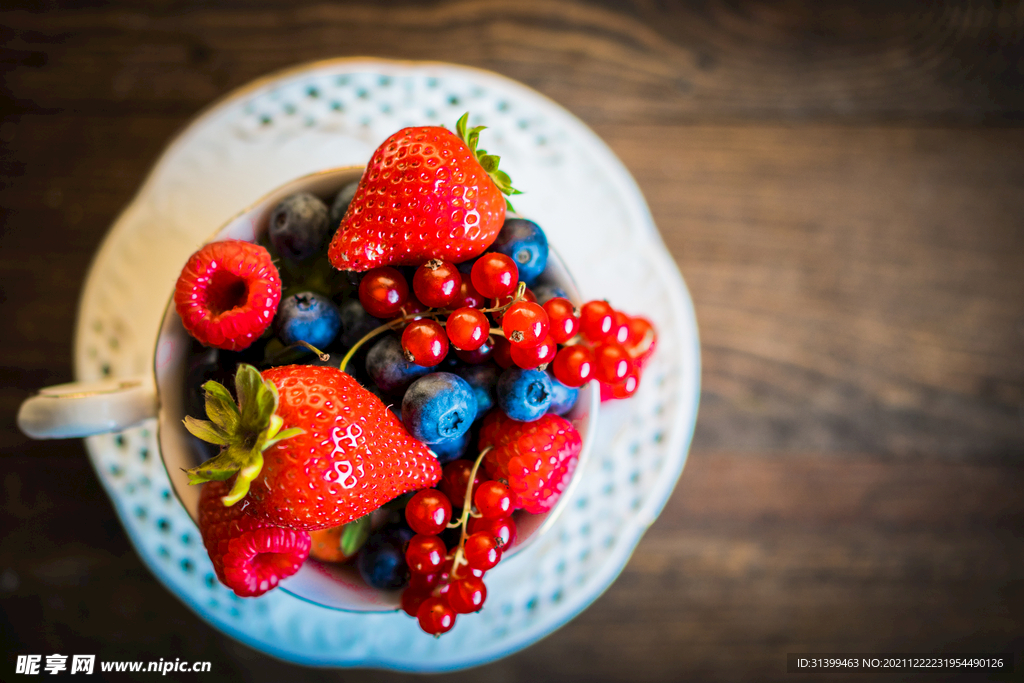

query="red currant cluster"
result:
[353,254,657,395]
[400,453,515,635]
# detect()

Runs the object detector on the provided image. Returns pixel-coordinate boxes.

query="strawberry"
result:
[174,240,282,351]
[183,364,442,531]
[328,113,520,272]
[198,479,311,597]
[478,410,582,514]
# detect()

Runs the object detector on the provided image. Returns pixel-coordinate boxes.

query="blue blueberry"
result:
[357,528,411,590]
[546,373,579,416]
[457,364,501,419]
[337,298,383,349]
[402,373,478,444]
[274,291,342,349]
[366,335,430,394]
[532,284,569,305]
[430,430,470,464]
[329,180,360,225]
[497,368,552,422]
[490,218,549,285]
[268,193,330,262]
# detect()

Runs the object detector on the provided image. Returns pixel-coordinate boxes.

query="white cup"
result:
[18,167,597,611]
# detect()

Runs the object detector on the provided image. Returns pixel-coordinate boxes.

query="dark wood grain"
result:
[2,1,1023,681]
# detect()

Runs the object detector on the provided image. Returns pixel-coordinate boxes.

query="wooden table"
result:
[2,2,1022,680]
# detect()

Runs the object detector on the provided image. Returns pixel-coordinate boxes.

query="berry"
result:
[594,343,632,384]
[405,489,453,536]
[531,284,568,305]
[474,481,514,518]
[509,334,557,370]
[402,372,478,444]
[308,525,352,563]
[501,301,549,347]
[468,515,517,550]
[551,345,594,388]
[451,278,486,309]
[605,365,641,399]
[543,297,579,344]
[480,411,583,514]
[463,532,501,571]
[431,430,471,464]
[174,240,281,351]
[401,319,449,366]
[357,529,411,590]
[610,311,631,345]
[268,193,330,262]
[579,300,615,343]
[329,180,360,225]
[447,576,487,614]
[489,218,549,285]
[454,335,495,365]
[440,556,485,581]
[274,291,342,349]
[412,259,462,308]
[358,267,409,318]
[417,597,456,635]
[328,114,519,271]
[457,364,501,418]
[366,334,430,393]
[496,368,552,422]
[406,534,447,574]
[624,315,657,366]
[446,308,490,351]
[491,336,514,369]
[337,298,384,349]
[198,480,311,597]
[439,460,484,508]
[471,253,518,298]
[547,373,579,415]
[401,588,432,618]
[488,287,537,323]
[184,364,441,531]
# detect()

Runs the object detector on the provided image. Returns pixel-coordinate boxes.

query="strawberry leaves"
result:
[455,112,522,208]
[183,364,303,506]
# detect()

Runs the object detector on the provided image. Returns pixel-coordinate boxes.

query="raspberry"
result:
[479,411,582,514]
[198,480,311,597]
[174,240,281,351]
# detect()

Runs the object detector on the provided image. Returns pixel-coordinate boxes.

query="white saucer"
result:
[75,58,700,671]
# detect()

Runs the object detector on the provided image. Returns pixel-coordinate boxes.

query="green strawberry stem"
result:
[182,364,304,506]
[446,446,492,580]
[337,282,526,374]
[455,113,522,211]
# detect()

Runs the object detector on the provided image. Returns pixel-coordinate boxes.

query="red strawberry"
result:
[184,364,442,531]
[174,240,282,351]
[328,113,520,272]
[198,479,311,597]
[479,410,582,514]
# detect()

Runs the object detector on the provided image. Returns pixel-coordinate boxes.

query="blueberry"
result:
[532,284,569,305]
[366,335,430,393]
[456,254,481,276]
[357,528,411,590]
[547,373,579,416]
[457,364,501,419]
[268,193,330,262]
[490,218,549,285]
[337,298,383,349]
[274,291,342,349]
[402,373,478,444]
[497,368,552,421]
[430,430,470,464]
[329,181,360,226]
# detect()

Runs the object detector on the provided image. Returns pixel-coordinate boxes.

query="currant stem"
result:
[449,446,492,580]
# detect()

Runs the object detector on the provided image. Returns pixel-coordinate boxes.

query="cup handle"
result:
[18,377,158,439]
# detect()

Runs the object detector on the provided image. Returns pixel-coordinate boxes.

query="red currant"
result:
[610,311,630,345]
[417,597,456,635]
[413,259,462,308]
[579,300,615,343]
[441,557,485,581]
[606,365,641,399]
[396,292,430,321]
[439,460,484,507]
[624,315,657,364]
[491,335,514,369]
[552,345,595,387]
[405,489,452,536]
[467,516,517,550]
[463,532,502,571]
[473,481,514,518]
[509,334,557,369]
[455,335,494,364]
[502,301,549,348]
[452,278,486,309]
[543,297,579,344]
[447,577,487,614]
[401,588,432,617]
[445,308,490,351]
[406,534,447,574]
[594,342,631,384]
[408,571,442,593]
[488,288,536,323]
[471,253,518,298]
[358,267,408,318]
[401,319,449,366]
